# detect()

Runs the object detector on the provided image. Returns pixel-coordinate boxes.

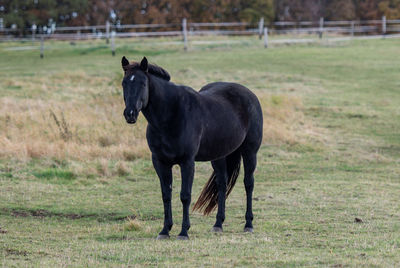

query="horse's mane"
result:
[127,62,171,81]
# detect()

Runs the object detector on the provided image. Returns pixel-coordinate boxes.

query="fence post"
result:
[40,35,44,58]
[182,18,188,51]
[106,21,110,44]
[264,27,268,48]
[351,21,355,37]
[258,17,264,40]
[111,31,116,56]
[382,15,386,35]
[32,24,37,41]
[319,17,324,39]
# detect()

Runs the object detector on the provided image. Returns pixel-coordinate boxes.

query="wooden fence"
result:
[1,17,400,56]
[2,17,400,40]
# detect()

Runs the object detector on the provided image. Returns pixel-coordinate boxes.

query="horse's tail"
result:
[193,149,241,215]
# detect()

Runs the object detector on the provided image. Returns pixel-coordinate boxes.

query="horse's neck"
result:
[141,75,179,129]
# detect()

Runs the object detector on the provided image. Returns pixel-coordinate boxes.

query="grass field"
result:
[0,36,399,267]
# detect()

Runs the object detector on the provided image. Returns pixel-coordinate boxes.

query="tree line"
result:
[1,0,399,31]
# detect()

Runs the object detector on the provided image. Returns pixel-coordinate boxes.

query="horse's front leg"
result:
[177,159,195,240]
[152,156,173,240]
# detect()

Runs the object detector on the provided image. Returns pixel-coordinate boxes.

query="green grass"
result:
[1,36,400,267]
[33,168,76,181]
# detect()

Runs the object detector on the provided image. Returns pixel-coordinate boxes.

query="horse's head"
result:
[121,56,149,124]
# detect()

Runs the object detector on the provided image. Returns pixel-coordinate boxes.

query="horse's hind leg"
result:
[242,151,257,232]
[211,158,228,232]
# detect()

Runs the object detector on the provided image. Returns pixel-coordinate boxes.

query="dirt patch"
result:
[5,248,28,256]
[354,217,363,223]
[1,208,135,222]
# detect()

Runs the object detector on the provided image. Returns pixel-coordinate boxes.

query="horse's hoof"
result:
[177,235,189,240]
[244,227,254,233]
[156,234,170,240]
[211,227,223,233]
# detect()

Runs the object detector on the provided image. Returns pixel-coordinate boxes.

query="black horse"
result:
[121,56,263,240]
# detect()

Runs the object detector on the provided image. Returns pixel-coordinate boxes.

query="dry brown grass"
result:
[256,90,328,147]
[257,91,303,145]
[124,216,143,231]
[0,94,150,161]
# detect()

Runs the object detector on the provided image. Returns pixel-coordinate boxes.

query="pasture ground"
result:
[0,36,399,267]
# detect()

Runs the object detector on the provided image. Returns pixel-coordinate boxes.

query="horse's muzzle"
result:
[124,109,138,124]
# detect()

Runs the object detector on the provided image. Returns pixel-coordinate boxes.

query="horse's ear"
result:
[122,56,129,70]
[140,57,148,72]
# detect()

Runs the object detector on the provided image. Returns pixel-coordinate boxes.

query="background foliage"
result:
[1,0,400,32]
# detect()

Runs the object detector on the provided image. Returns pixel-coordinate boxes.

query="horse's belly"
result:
[195,129,246,161]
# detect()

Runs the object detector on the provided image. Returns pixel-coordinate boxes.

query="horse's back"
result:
[200,82,256,101]
[199,82,262,124]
